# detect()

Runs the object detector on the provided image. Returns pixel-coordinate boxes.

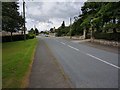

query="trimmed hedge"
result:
[2,34,35,42]
[27,33,36,39]
[93,32,120,41]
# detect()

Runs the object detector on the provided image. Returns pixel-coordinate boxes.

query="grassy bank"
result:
[2,39,37,88]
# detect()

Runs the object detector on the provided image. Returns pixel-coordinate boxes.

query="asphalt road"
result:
[38,36,119,88]
[29,38,71,88]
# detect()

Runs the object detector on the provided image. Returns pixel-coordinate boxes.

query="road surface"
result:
[29,37,72,88]
[36,36,119,88]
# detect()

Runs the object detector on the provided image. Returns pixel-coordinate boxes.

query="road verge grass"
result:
[2,38,37,88]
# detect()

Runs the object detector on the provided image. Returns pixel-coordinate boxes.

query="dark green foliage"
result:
[50,28,54,33]
[93,32,120,41]
[61,21,65,28]
[28,28,37,38]
[51,2,119,41]
[2,2,24,41]
[55,21,67,36]
[40,31,49,35]
[2,35,23,42]
[28,28,35,34]
[55,26,70,36]
[27,34,36,39]
[55,29,62,36]
[78,2,120,40]
[2,34,35,42]
[72,18,83,36]
[28,28,39,35]
[35,28,39,35]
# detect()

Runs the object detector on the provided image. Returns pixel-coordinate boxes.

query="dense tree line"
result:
[2,2,24,41]
[28,28,39,35]
[80,2,120,33]
[55,21,70,36]
[55,2,120,41]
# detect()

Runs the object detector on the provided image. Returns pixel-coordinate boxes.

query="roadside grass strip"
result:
[2,39,37,88]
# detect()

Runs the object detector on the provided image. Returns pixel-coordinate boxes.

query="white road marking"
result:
[86,53,120,69]
[60,42,66,45]
[67,45,79,51]
[58,41,119,69]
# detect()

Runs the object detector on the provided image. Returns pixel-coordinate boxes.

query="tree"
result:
[80,2,103,34]
[61,21,65,28]
[50,28,54,33]
[28,28,35,34]
[55,21,66,36]
[35,28,39,35]
[87,2,120,34]
[2,2,24,41]
[78,2,120,40]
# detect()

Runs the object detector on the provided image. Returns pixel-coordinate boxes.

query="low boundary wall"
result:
[91,39,120,47]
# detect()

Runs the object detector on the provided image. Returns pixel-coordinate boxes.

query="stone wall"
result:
[91,39,120,47]
[64,36,85,40]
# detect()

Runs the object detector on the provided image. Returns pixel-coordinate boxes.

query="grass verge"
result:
[2,38,37,88]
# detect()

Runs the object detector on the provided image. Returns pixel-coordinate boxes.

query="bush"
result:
[93,32,120,41]
[2,35,25,42]
[27,33,36,39]
[2,34,36,42]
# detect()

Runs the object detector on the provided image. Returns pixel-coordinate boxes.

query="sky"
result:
[18,0,86,32]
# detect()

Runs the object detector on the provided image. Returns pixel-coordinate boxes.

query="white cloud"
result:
[18,0,85,31]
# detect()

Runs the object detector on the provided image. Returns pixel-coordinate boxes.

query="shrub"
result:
[27,33,36,39]
[2,35,25,42]
[2,34,36,42]
[93,32,120,41]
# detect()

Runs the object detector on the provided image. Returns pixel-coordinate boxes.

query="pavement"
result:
[28,37,72,88]
[29,36,119,88]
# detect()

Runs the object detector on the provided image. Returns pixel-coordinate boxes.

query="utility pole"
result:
[34,25,36,37]
[23,0,26,40]
[70,17,72,39]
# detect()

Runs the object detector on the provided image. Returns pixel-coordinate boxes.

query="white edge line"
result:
[86,53,120,69]
[67,45,79,51]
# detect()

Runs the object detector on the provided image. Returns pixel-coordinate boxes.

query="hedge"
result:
[2,34,35,42]
[93,32,120,41]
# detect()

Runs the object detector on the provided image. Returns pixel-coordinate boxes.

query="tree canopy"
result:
[2,2,24,41]
[54,2,120,41]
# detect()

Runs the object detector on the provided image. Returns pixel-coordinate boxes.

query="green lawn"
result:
[2,39,38,88]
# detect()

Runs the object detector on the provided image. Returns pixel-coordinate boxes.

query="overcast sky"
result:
[18,0,86,31]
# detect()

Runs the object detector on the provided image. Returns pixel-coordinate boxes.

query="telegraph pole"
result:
[23,0,26,40]
[70,17,72,39]
[34,25,36,37]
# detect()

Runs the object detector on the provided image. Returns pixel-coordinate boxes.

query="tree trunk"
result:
[113,17,117,33]
[91,27,94,39]
[10,31,13,42]
[83,29,86,39]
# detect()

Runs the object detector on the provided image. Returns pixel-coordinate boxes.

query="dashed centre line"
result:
[67,45,79,51]
[56,40,119,69]
[86,53,120,69]
[60,42,66,45]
